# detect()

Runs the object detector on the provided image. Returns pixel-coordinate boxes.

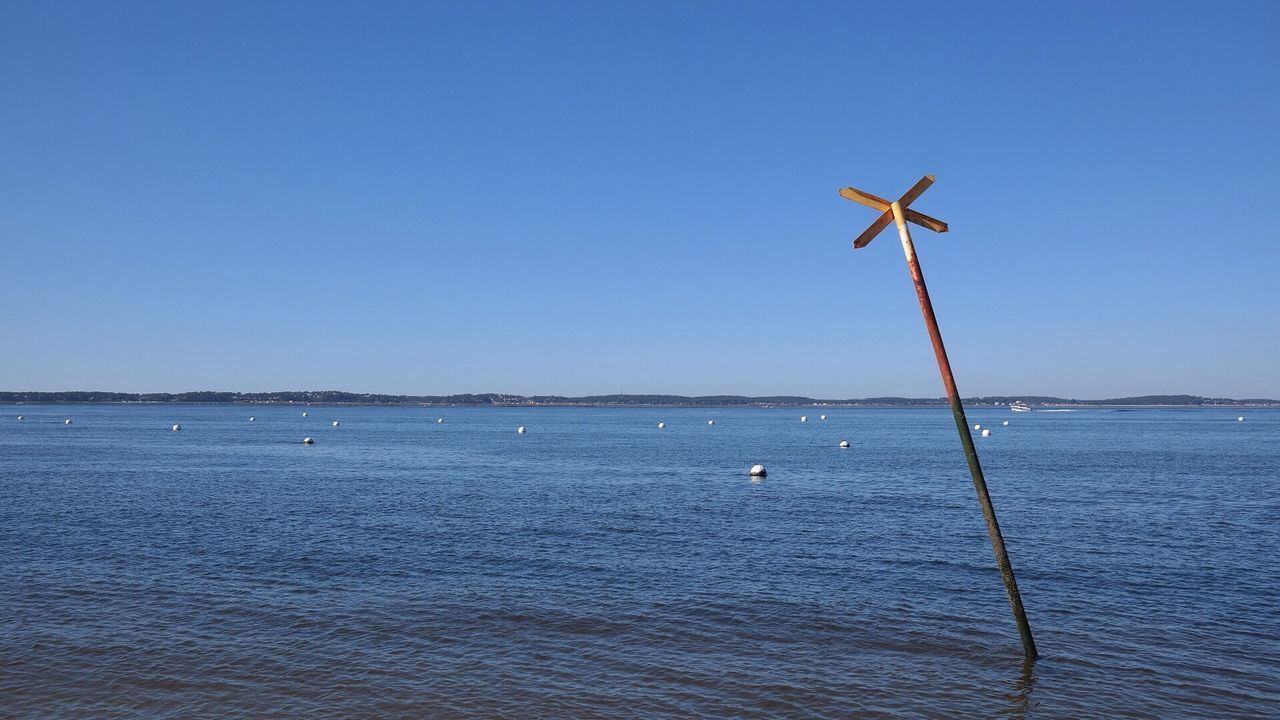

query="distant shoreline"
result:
[2,392,1276,408]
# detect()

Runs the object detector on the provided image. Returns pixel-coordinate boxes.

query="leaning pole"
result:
[839,175,1038,660]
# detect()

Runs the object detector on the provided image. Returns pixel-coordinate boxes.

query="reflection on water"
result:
[1004,658,1037,719]
[1,405,1278,718]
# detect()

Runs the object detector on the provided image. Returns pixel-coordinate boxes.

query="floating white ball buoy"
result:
[64,419,72,425]
[16,415,22,421]
[302,412,308,417]
[516,426,526,434]
[974,424,981,430]
[981,429,991,437]
[437,418,444,423]
[839,440,850,448]
[303,437,314,444]
[1238,416,1244,422]
[332,421,340,427]
[820,414,827,420]
[800,416,807,422]
[249,416,255,422]
[1002,420,1009,426]
[749,464,767,477]
[708,419,715,426]
[171,424,181,432]
[657,422,665,429]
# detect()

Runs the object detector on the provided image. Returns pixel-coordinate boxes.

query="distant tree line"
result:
[0,391,1275,406]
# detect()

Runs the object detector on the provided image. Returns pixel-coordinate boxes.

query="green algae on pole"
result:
[839,175,1039,660]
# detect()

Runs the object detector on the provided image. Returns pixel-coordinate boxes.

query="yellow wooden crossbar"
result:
[839,175,949,249]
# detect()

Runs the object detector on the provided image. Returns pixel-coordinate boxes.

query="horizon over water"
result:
[3,405,1277,718]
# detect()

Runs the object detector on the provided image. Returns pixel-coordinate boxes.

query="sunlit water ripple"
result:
[2,405,1277,718]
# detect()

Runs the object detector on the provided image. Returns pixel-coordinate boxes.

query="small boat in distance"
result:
[1010,401,1032,412]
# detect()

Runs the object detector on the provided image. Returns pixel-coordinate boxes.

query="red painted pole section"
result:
[890,201,1038,659]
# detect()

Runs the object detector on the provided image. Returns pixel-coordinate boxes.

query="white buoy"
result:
[974,424,981,430]
[708,419,715,426]
[1002,420,1009,426]
[437,418,444,423]
[303,437,314,444]
[839,440,850,448]
[16,415,22,421]
[820,414,827,420]
[64,419,72,425]
[249,416,255,422]
[657,422,665,429]
[749,464,767,477]
[517,426,526,434]
[1238,416,1244,422]
[800,416,807,422]
[302,412,308,417]
[981,428,991,437]
[332,420,340,427]
[171,424,181,432]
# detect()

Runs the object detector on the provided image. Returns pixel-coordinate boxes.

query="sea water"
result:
[2,405,1277,718]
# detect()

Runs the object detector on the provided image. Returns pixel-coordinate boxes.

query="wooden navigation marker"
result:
[840,175,1038,660]
[839,175,948,249]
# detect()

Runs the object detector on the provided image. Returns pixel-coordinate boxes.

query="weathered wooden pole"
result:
[839,176,1037,659]
[888,199,1038,660]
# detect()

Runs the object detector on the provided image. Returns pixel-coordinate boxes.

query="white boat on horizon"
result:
[1010,401,1032,412]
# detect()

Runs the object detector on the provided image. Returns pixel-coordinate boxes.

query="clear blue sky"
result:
[2,1,1277,398]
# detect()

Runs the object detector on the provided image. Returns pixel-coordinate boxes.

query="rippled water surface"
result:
[2,405,1277,718]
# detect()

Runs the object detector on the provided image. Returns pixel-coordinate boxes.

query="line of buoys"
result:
[32,401,1265,496]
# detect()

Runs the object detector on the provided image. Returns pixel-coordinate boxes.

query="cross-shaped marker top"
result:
[839,175,949,249]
